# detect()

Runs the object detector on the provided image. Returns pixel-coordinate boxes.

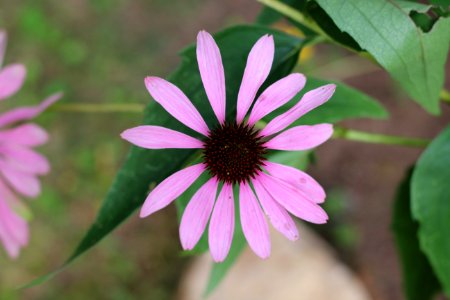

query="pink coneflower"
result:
[0,30,61,258]
[121,31,335,262]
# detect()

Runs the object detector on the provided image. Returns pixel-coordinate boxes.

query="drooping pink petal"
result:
[0,92,62,127]
[180,177,219,250]
[257,172,328,224]
[0,178,26,215]
[208,183,235,262]
[0,64,26,101]
[0,30,6,67]
[252,178,299,241]
[248,73,306,126]
[0,183,28,246]
[0,145,50,175]
[236,35,274,123]
[197,31,226,124]
[0,181,28,258]
[264,124,333,151]
[0,123,48,147]
[144,77,209,136]
[264,161,326,203]
[0,195,29,258]
[121,125,204,149]
[239,182,270,259]
[0,160,41,198]
[140,163,205,218]
[260,84,336,136]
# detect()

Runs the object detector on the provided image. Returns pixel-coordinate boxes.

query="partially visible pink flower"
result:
[0,29,61,259]
[121,31,336,262]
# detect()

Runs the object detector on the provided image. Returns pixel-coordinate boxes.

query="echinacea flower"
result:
[0,29,61,258]
[121,30,336,262]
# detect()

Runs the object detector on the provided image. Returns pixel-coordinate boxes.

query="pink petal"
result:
[197,31,226,124]
[236,35,274,123]
[0,92,62,127]
[144,77,209,136]
[0,145,50,175]
[248,73,306,126]
[264,124,333,151]
[121,125,204,149]
[0,178,24,212]
[208,183,235,262]
[239,182,270,259]
[260,84,336,136]
[0,195,29,259]
[180,177,219,250]
[0,180,29,250]
[140,163,205,218]
[0,64,26,101]
[0,123,48,147]
[264,161,325,203]
[0,30,6,66]
[256,172,328,224]
[252,178,299,241]
[0,160,41,198]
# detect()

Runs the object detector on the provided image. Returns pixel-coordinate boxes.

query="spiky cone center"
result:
[203,122,267,184]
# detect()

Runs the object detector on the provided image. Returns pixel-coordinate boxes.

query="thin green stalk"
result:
[257,0,328,38]
[49,103,145,113]
[51,104,430,148]
[333,126,430,148]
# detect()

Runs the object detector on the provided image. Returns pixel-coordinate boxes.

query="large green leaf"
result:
[412,125,450,296]
[392,169,441,300]
[23,25,303,287]
[315,0,450,114]
[263,77,388,126]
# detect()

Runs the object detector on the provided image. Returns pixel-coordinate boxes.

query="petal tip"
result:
[139,205,153,218]
[212,254,226,263]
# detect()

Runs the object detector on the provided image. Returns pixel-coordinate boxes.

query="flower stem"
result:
[50,103,145,113]
[257,0,326,37]
[333,126,430,148]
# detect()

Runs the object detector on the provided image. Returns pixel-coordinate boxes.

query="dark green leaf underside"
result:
[412,125,450,297]
[392,169,441,300]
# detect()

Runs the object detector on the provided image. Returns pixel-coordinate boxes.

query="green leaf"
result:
[23,24,303,287]
[412,125,450,297]
[263,77,388,126]
[392,169,441,300]
[304,1,362,51]
[315,0,450,114]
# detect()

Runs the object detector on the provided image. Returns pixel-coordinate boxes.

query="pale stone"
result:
[178,225,371,300]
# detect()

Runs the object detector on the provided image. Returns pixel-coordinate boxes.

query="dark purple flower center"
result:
[203,122,267,184]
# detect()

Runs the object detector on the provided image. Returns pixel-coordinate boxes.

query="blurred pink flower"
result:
[121,31,336,262]
[0,30,61,258]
